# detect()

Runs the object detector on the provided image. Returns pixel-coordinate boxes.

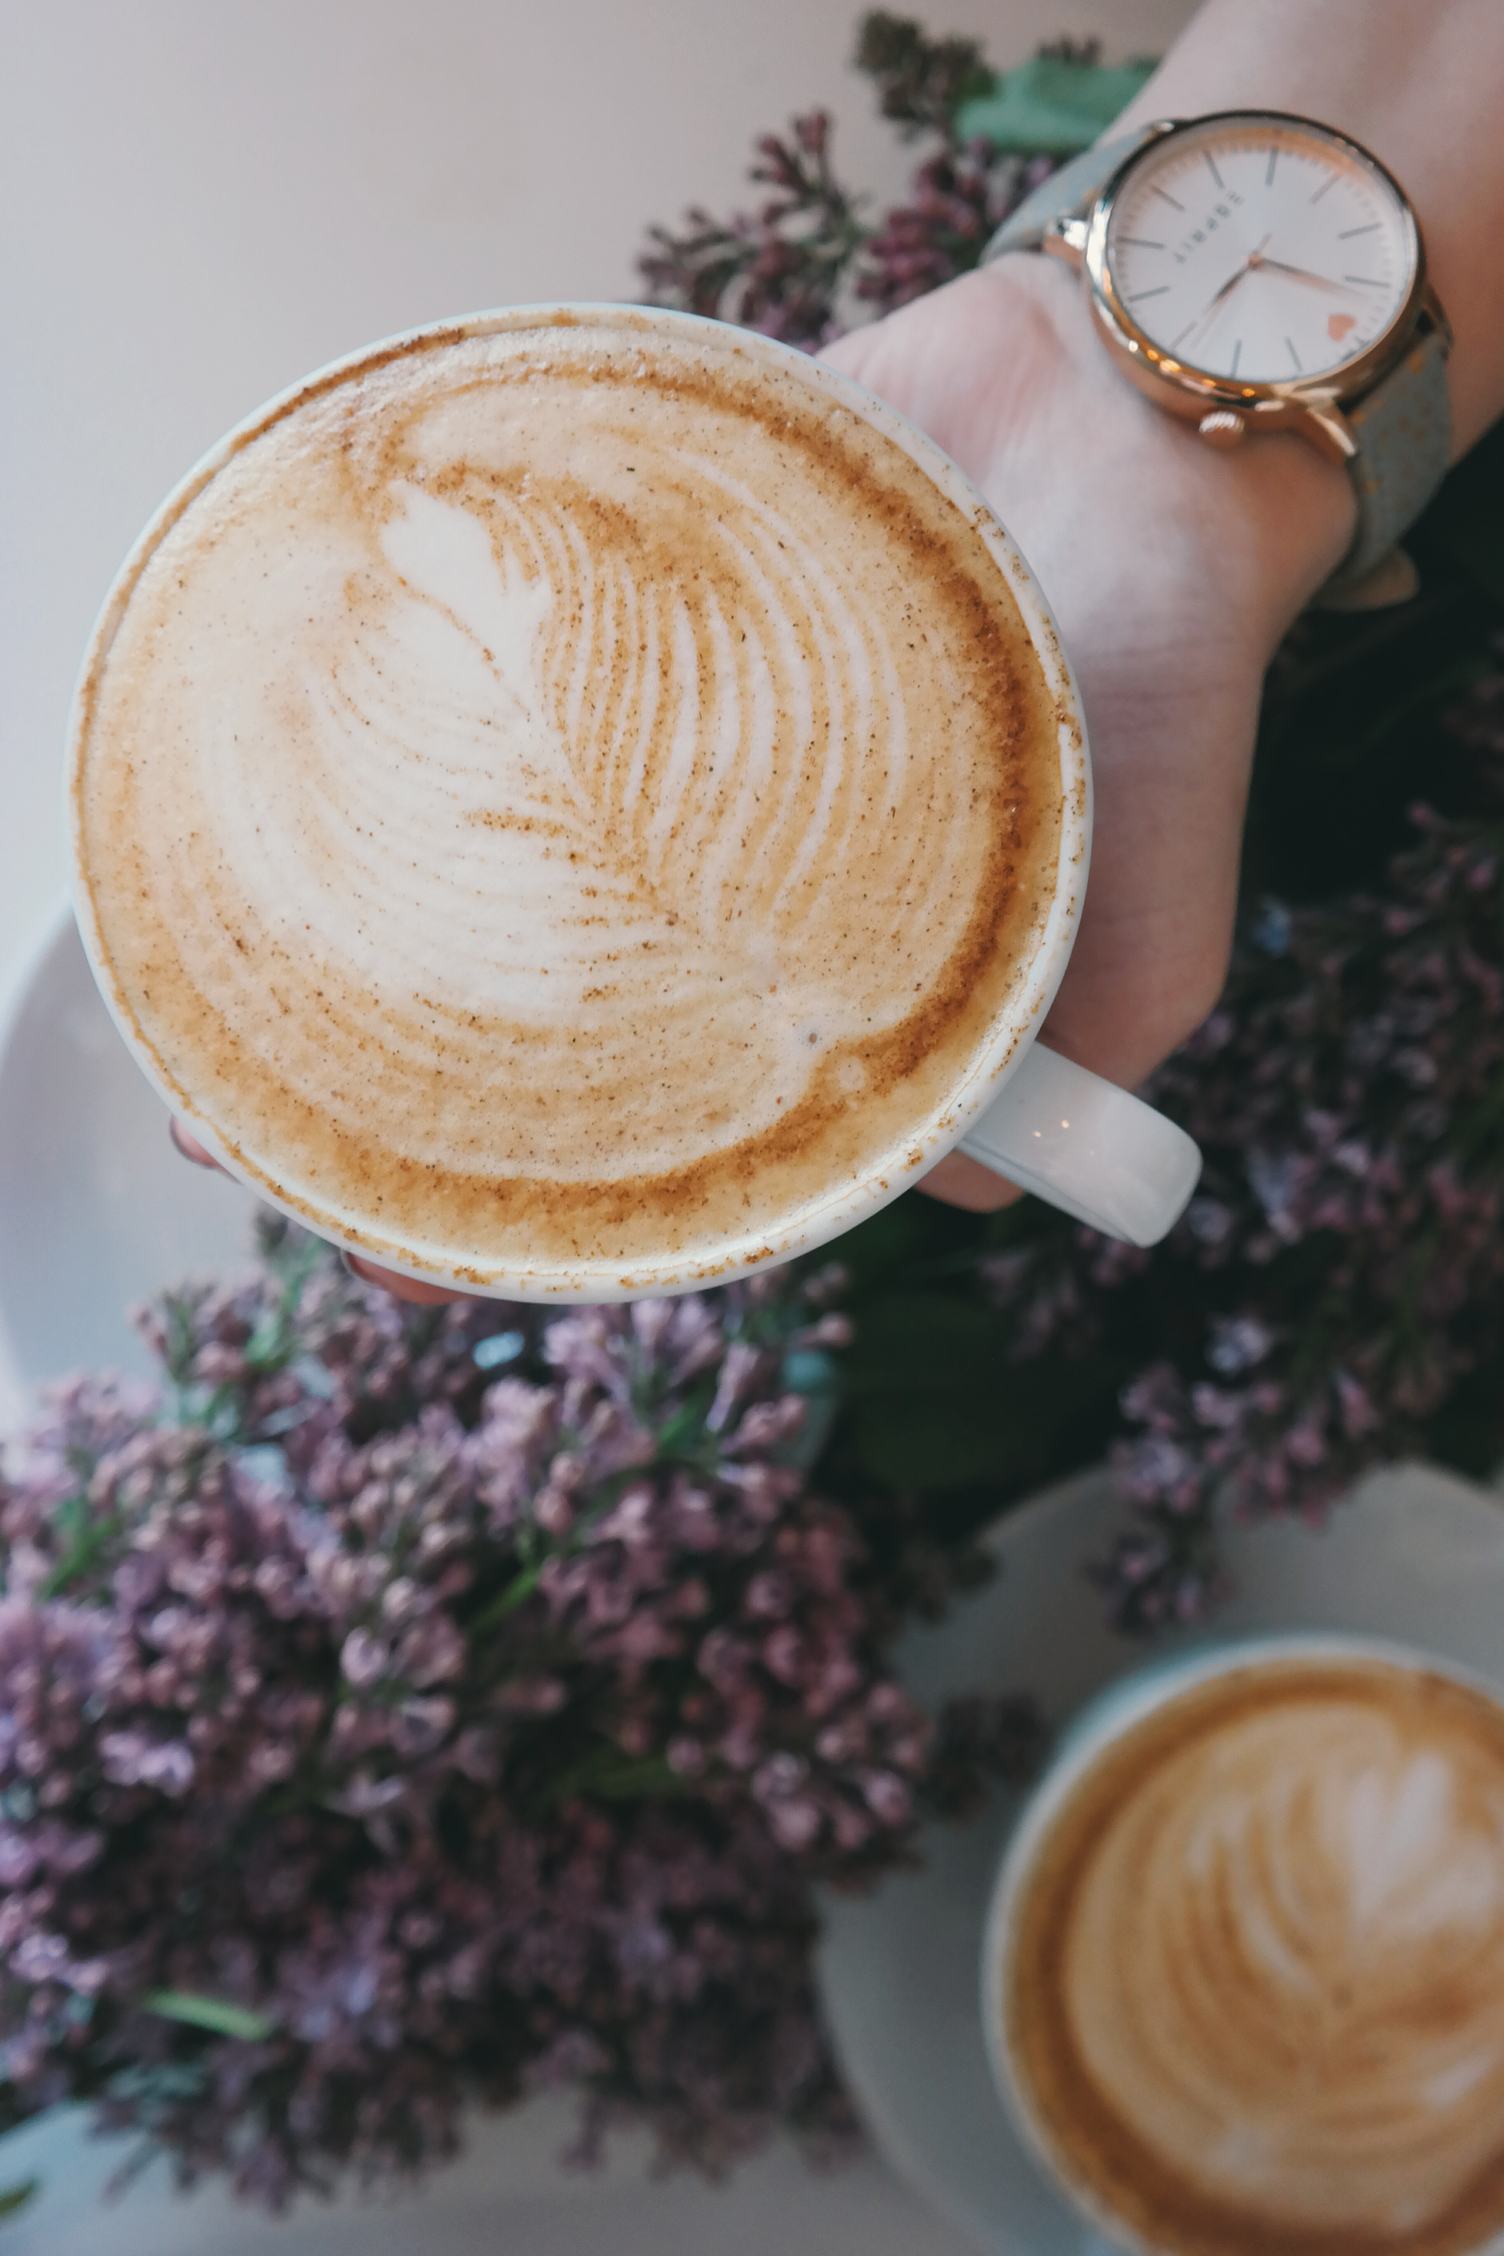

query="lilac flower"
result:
[855,142,1054,315]
[0,1211,1025,2205]
[637,18,1066,345]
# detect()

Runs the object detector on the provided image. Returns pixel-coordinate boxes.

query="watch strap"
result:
[985,128,1160,257]
[1327,320,1451,591]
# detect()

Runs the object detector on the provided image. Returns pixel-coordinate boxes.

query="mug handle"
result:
[957,1045,1201,1248]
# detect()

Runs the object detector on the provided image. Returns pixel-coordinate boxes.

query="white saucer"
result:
[815,1461,1504,2255]
[0,903,258,1422]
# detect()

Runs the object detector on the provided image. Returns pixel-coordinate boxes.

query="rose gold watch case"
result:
[1042,110,1447,465]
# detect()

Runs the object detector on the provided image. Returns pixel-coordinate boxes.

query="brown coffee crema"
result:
[1006,1658,1504,2256]
[73,311,1063,1283]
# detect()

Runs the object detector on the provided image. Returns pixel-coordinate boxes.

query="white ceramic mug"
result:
[981,1632,1504,2256]
[69,305,1200,1297]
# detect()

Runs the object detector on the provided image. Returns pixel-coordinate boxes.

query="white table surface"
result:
[0,2095,985,2256]
[1,5,1193,2249]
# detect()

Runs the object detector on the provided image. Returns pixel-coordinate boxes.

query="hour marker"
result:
[1285,335,1302,371]
[1205,152,1224,189]
[1310,173,1338,205]
[1338,221,1380,238]
[1128,285,1171,301]
[1150,183,1186,212]
[1343,274,1386,287]
[1170,321,1197,349]
[1117,235,1166,250]
[1265,149,1278,186]
[1229,337,1243,376]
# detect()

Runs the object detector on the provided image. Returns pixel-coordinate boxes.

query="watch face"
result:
[1103,114,1417,384]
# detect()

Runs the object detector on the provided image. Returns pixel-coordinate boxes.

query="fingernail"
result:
[169,1117,211,1166]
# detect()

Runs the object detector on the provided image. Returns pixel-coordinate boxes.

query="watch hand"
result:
[1201,264,1252,316]
[1182,234,1273,340]
[1254,254,1362,293]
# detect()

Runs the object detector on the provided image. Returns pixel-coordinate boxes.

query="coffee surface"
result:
[73,310,1062,1286]
[1006,1659,1504,2256]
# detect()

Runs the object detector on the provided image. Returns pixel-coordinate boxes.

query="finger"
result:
[916,1150,1023,1213]
[816,329,868,379]
[169,1117,225,1172]
[340,1252,472,1307]
[169,1114,474,1301]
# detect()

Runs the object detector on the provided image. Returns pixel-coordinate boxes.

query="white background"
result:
[1,5,1192,2249]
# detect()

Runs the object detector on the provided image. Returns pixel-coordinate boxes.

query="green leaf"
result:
[0,2180,38,2223]
[830,1193,943,1286]
[842,1291,1005,1399]
[468,1559,545,1633]
[841,1292,1128,1491]
[142,1990,277,2043]
[845,1294,1026,1489]
[1419,423,1504,610]
[853,1390,1019,1489]
[560,1750,690,1802]
[955,54,1156,155]
[38,1493,120,1600]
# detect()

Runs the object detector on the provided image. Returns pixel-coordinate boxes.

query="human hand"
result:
[167,1120,459,1304]
[171,252,1353,1286]
[820,254,1353,1209]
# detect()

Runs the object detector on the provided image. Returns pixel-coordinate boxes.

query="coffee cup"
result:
[70,304,1200,1300]
[983,1633,1504,2256]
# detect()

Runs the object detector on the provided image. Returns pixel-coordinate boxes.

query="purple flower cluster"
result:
[978,671,1504,1629]
[854,142,1054,317]
[853,11,990,135]
[0,1238,1026,2206]
[638,15,1062,344]
[638,111,865,351]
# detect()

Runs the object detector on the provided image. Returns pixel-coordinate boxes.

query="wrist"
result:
[984,251,1356,649]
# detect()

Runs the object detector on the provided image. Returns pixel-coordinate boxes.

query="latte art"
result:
[72,311,1061,1287]
[1006,1660,1504,2256]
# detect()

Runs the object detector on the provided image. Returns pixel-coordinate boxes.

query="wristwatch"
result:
[985,110,1452,605]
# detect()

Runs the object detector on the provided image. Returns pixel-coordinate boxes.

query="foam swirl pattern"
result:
[1007,1661,1504,2256]
[73,312,1061,1285]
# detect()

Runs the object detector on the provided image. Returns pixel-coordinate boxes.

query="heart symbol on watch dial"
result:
[1328,312,1357,342]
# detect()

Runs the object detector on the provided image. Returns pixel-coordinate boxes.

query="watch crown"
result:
[1197,409,1246,449]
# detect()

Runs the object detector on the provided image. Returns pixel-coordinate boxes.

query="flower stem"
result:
[141,1991,277,2043]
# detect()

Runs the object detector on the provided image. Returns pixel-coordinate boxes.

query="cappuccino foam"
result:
[1006,1658,1504,2256]
[72,311,1062,1288]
